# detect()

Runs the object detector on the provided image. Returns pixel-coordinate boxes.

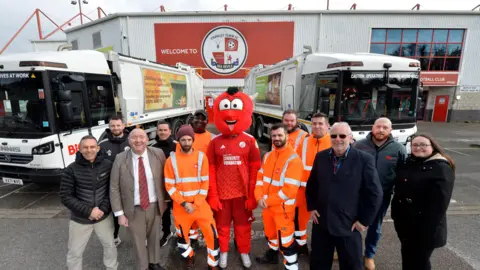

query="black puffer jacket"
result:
[391,153,455,248]
[99,129,130,162]
[60,151,113,224]
[152,135,177,159]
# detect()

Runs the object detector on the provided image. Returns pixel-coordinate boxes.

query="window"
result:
[85,74,116,126]
[71,40,78,50]
[92,32,102,49]
[299,73,338,124]
[370,28,465,71]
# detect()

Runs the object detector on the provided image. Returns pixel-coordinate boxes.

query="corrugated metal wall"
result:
[319,13,480,86]
[66,12,480,91]
[67,19,122,52]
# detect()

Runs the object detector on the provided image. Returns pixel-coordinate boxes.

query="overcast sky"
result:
[0,0,479,54]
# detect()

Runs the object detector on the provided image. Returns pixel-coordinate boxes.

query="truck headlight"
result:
[32,142,55,155]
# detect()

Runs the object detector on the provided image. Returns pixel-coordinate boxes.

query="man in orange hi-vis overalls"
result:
[164,125,219,269]
[295,112,331,256]
[283,109,308,152]
[255,123,303,270]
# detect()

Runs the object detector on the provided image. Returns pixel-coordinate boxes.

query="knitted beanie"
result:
[176,125,195,141]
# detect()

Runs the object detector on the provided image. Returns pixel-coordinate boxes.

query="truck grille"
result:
[0,153,34,164]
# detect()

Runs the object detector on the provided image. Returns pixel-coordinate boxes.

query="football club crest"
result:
[201,26,248,75]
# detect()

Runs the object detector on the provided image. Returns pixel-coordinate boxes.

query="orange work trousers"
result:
[263,208,298,270]
[174,202,219,267]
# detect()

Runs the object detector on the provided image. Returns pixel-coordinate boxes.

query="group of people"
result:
[59,87,455,270]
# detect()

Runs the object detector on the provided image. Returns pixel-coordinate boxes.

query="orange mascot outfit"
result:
[206,87,261,269]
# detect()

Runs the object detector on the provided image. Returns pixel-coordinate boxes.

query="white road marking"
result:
[0,184,31,200]
[451,199,457,203]
[21,190,56,210]
[445,148,470,156]
[0,183,11,188]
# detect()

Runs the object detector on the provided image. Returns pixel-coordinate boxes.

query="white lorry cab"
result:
[244,48,423,144]
[0,50,204,185]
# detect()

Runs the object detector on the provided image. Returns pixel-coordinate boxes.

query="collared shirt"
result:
[131,150,157,206]
[329,146,351,174]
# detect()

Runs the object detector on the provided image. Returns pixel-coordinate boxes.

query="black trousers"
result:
[113,215,120,238]
[162,201,173,235]
[400,239,435,270]
[310,224,362,270]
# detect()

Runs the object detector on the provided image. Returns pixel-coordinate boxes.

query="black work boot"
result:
[186,256,195,269]
[296,244,309,256]
[255,249,279,264]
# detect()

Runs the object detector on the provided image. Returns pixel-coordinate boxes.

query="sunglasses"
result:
[331,134,348,139]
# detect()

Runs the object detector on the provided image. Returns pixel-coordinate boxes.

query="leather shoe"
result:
[148,263,165,270]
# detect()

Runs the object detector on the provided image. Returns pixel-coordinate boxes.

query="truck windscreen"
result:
[0,71,52,136]
[341,71,419,125]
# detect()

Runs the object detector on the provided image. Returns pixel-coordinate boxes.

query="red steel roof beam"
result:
[160,5,166,12]
[350,3,357,10]
[412,4,421,10]
[0,9,37,54]
[42,13,81,40]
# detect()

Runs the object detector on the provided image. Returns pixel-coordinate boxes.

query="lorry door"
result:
[282,65,297,110]
[53,73,115,167]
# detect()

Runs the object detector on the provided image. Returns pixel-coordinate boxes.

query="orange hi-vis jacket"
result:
[255,145,303,213]
[164,149,209,208]
[287,128,308,152]
[295,134,332,205]
[193,130,215,153]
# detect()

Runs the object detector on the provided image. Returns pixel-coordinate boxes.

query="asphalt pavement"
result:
[0,121,479,269]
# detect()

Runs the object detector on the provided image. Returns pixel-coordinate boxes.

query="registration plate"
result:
[2,177,24,185]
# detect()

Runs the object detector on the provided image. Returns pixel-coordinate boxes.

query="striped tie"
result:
[138,156,150,210]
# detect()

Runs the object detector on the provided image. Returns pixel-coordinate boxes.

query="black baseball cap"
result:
[194,110,208,118]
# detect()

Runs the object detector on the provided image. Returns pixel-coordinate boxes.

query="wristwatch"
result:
[181,201,187,208]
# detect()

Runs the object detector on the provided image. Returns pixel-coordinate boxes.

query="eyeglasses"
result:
[412,143,431,149]
[331,134,348,139]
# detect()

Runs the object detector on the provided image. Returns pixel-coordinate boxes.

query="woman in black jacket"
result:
[391,133,455,270]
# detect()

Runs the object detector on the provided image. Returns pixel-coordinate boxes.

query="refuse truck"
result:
[244,47,423,144]
[0,50,204,185]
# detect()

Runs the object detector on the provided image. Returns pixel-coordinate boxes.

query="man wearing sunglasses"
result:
[306,122,382,270]
[353,117,407,270]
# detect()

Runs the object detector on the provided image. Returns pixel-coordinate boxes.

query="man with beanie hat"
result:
[164,125,220,269]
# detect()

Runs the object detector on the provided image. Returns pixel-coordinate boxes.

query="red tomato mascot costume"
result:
[206,87,261,269]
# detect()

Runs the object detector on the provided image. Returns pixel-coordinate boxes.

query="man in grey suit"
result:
[110,128,168,270]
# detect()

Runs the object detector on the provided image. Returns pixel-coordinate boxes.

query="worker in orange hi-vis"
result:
[255,123,304,270]
[283,109,308,152]
[164,125,220,270]
[188,110,216,246]
[192,110,216,153]
[294,112,332,256]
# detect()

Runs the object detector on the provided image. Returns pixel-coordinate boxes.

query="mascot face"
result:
[213,88,254,135]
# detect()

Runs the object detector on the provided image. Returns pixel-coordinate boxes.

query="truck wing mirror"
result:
[58,102,74,123]
[321,88,330,97]
[57,90,72,102]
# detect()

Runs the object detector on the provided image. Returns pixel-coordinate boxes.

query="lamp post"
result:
[71,0,88,25]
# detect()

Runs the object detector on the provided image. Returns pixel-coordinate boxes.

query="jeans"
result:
[364,193,392,259]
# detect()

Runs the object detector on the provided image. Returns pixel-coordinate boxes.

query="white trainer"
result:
[240,253,252,268]
[219,252,228,268]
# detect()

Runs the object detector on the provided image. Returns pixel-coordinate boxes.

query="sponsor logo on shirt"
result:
[239,141,246,148]
[223,155,242,165]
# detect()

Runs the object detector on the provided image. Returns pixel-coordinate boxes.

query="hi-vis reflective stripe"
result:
[295,230,307,237]
[268,239,279,250]
[256,181,263,186]
[284,178,301,186]
[180,190,200,196]
[208,248,220,257]
[284,199,296,205]
[284,253,297,263]
[294,130,307,150]
[199,189,208,195]
[301,137,312,171]
[168,187,177,196]
[165,178,176,184]
[285,264,299,270]
[281,233,294,244]
[279,190,289,200]
[170,151,206,192]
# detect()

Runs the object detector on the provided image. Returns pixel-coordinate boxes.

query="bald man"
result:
[353,118,407,270]
[110,129,168,270]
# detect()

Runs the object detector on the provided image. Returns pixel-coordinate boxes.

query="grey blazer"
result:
[110,146,167,219]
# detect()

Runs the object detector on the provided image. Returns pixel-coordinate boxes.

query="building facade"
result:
[65,10,480,122]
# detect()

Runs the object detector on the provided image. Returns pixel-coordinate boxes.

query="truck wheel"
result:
[299,122,309,133]
[185,114,194,125]
[255,116,267,142]
[171,118,184,138]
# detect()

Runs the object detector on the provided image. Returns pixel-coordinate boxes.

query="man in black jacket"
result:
[60,135,118,270]
[152,120,177,247]
[306,122,382,270]
[99,115,130,247]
